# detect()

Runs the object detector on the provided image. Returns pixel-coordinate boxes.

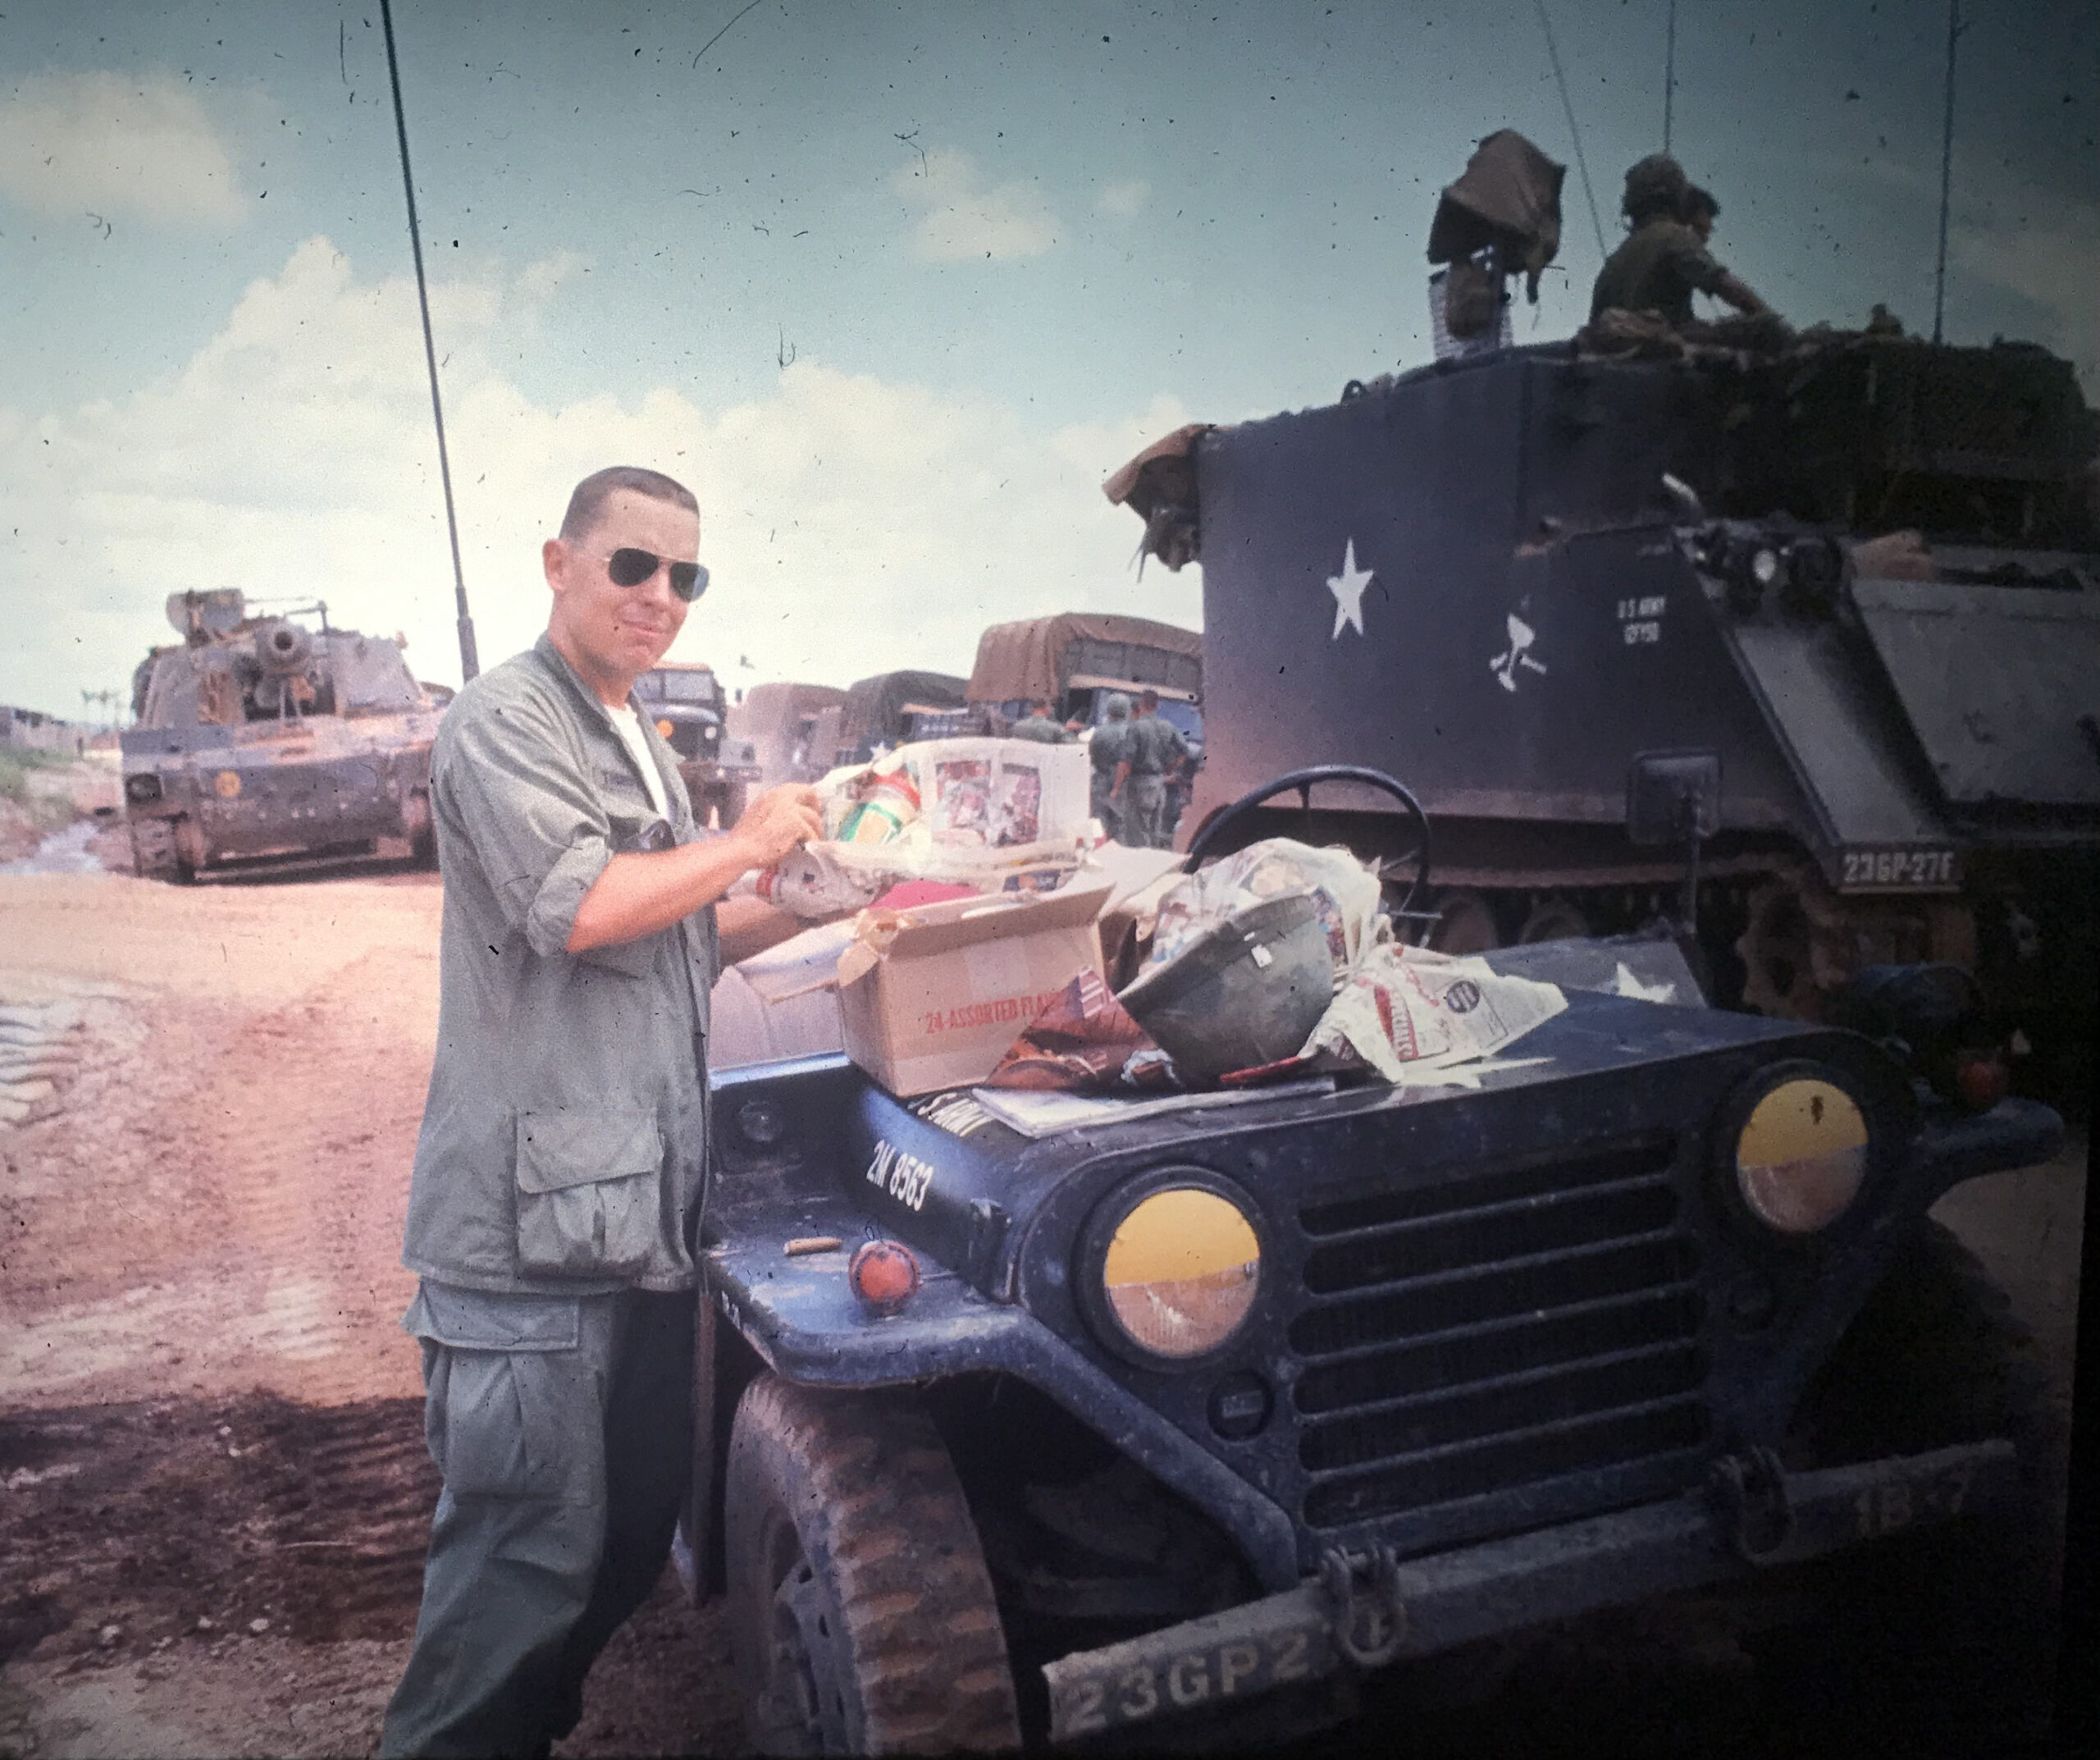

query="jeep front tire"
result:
[724,1374,1020,1754]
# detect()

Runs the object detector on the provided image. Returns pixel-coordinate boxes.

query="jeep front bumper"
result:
[1042,1439,2016,1742]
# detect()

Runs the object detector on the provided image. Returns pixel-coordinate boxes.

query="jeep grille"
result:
[1285,1135,1710,1529]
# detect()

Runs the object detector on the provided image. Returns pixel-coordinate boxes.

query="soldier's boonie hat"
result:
[1104,693,1132,719]
[1622,153,1688,220]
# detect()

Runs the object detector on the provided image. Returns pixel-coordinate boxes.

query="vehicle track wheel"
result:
[128,816,187,884]
[1429,890,1500,954]
[725,1374,1020,1755]
[1517,896,1591,945]
[1736,875,1851,1019]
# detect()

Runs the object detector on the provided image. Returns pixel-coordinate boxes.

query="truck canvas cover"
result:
[966,613,1203,705]
[839,670,968,747]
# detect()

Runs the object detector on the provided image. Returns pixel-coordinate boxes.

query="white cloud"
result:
[0,237,1198,715]
[516,249,591,306]
[894,147,1060,262]
[0,70,247,226]
[1096,180,1150,220]
[1951,208,2099,385]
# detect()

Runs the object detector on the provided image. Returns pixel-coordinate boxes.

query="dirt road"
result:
[0,862,2086,1758]
[0,868,737,1758]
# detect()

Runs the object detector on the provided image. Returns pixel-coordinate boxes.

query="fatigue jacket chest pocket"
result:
[514,1107,662,1278]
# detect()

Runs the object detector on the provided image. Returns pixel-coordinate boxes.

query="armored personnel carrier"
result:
[121,590,442,880]
[1106,151,2098,1072]
[634,661,760,829]
[682,765,2064,1752]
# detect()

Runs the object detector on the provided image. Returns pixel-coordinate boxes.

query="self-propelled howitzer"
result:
[121,589,443,880]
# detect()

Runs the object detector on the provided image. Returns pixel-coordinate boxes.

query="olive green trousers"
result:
[379,1283,693,1759]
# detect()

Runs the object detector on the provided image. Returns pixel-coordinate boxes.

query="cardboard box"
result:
[835,880,1112,1097]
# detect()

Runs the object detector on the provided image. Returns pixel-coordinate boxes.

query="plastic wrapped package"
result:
[757,737,1097,918]
[1147,839,1385,974]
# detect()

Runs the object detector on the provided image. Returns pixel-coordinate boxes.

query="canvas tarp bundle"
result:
[1427,128,1566,298]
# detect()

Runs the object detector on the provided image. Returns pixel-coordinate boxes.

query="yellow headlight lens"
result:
[655,718,676,739]
[1735,1077,1869,1233]
[1102,1187,1260,1359]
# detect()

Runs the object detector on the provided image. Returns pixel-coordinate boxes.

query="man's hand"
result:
[566,783,821,953]
[726,784,823,870]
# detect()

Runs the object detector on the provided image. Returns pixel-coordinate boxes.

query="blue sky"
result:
[3,0,2093,715]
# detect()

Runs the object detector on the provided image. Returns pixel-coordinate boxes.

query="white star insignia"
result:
[1327,538,1373,639]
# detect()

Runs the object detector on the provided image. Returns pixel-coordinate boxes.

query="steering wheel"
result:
[1182,765,1432,923]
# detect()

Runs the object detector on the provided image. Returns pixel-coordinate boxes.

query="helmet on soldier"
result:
[1621,153,1688,223]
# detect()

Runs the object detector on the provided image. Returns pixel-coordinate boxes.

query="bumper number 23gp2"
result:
[1057,1628,1317,1737]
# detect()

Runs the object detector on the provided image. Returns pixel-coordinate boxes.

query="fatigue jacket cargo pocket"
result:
[514,1107,663,1278]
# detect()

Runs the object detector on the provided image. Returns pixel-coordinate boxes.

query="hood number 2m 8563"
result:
[865,1139,935,1212]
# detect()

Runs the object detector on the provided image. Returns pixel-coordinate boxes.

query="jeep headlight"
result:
[1733,1073,1869,1234]
[1096,1183,1260,1362]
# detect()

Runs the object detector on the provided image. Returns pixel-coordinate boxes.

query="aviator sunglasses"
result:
[586,546,710,602]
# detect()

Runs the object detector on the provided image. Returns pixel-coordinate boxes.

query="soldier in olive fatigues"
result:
[1590,154,1774,327]
[1089,693,1134,843]
[1121,689,1192,849]
[1007,697,1070,744]
[381,468,820,1759]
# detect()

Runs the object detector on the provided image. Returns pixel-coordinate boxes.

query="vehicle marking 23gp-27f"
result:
[1838,846,1961,891]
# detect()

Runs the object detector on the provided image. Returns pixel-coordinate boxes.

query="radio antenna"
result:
[1932,0,1963,345]
[380,0,480,682]
[1535,0,1607,261]
[1663,0,1678,153]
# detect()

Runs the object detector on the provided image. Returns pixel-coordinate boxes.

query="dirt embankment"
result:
[0,757,121,868]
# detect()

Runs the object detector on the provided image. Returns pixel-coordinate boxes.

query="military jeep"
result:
[635,661,760,830]
[681,768,2062,1753]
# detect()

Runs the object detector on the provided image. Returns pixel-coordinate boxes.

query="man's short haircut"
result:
[559,466,698,543]
[1683,185,1720,223]
[1139,688,1161,708]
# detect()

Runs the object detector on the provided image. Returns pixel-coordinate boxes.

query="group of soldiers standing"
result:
[1007,688,1193,849]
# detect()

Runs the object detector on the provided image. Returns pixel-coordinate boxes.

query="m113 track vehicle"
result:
[680,767,2064,1752]
[1107,139,2099,1081]
[121,589,443,880]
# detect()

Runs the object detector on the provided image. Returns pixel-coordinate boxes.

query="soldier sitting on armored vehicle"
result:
[1589,154,1778,340]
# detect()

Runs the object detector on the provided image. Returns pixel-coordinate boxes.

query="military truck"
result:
[966,611,1203,739]
[681,764,2063,1752]
[121,590,443,881]
[1103,155,2098,1079]
[729,680,851,789]
[962,612,1207,835]
[833,668,970,766]
[634,661,760,830]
